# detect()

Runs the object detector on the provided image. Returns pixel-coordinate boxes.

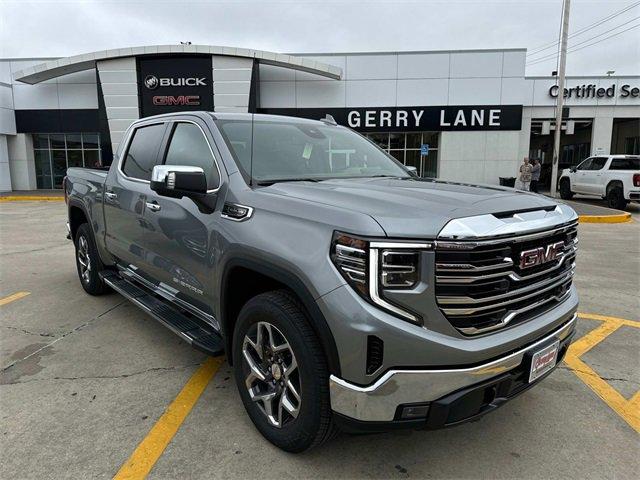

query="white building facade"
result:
[0,45,638,191]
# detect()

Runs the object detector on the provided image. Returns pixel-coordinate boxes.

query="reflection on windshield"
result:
[215,119,410,183]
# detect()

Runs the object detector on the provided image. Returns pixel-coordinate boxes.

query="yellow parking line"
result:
[564,312,640,433]
[0,291,31,306]
[113,356,224,480]
[0,196,64,202]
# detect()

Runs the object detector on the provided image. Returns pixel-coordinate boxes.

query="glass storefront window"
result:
[32,133,101,189]
[367,133,389,149]
[389,133,404,150]
[34,150,52,189]
[364,131,439,178]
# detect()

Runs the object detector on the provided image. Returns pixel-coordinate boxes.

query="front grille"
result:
[435,220,578,335]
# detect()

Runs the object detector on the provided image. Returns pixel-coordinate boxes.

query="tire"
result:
[607,186,628,210]
[559,179,573,199]
[232,290,337,452]
[74,223,110,295]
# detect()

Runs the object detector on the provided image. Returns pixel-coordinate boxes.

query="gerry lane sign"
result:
[258,105,523,132]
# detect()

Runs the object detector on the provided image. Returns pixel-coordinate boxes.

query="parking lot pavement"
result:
[1,201,638,479]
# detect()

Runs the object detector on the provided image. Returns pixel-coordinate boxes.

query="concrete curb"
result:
[578,213,633,224]
[0,196,64,202]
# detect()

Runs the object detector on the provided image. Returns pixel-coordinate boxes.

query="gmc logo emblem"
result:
[152,95,200,106]
[519,241,564,269]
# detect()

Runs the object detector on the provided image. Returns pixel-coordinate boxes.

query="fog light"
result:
[400,404,429,420]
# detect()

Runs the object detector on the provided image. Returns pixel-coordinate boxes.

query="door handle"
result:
[146,202,161,212]
[105,191,117,200]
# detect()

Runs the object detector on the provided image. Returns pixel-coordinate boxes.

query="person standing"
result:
[530,158,541,193]
[516,157,532,191]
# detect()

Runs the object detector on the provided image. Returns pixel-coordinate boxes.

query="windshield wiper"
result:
[255,178,323,186]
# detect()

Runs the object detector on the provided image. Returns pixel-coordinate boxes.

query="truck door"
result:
[103,121,168,279]
[583,156,608,195]
[141,118,224,319]
[573,157,593,194]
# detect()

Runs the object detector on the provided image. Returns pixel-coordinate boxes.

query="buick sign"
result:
[144,75,159,90]
[137,55,214,117]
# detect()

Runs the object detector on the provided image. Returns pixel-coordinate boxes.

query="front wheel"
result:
[232,290,336,452]
[559,179,573,199]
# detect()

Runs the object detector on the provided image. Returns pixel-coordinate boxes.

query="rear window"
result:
[122,123,166,180]
[610,157,640,170]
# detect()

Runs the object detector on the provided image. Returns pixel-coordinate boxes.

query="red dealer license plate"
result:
[529,340,560,383]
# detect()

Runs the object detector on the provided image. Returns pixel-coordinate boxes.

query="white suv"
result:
[559,155,640,210]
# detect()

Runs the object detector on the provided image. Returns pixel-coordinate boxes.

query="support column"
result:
[7,134,37,190]
[590,116,613,156]
[0,135,11,192]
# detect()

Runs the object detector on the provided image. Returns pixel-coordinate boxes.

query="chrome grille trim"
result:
[435,207,578,335]
[436,219,579,249]
[436,243,577,284]
[440,271,574,315]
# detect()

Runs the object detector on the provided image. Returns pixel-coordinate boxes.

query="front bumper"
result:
[329,313,576,424]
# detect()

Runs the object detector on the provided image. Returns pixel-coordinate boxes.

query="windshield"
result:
[214,119,410,184]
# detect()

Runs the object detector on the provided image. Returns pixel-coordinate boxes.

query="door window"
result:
[164,123,220,188]
[590,157,608,170]
[122,123,166,181]
[576,158,593,170]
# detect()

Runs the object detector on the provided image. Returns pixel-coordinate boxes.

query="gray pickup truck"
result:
[65,111,579,452]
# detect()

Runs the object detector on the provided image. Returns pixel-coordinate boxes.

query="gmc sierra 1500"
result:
[65,111,579,452]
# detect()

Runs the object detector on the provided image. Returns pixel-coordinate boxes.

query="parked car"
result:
[64,112,579,452]
[559,155,640,209]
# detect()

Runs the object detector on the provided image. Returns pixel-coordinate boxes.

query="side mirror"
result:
[151,165,207,198]
[570,167,577,173]
[406,165,418,177]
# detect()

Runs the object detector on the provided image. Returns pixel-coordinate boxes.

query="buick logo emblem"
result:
[144,75,159,90]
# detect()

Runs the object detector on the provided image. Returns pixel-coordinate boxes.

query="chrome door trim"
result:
[117,118,224,194]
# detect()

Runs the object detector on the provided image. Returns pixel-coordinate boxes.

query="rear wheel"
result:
[607,186,628,210]
[232,290,336,452]
[75,223,110,295]
[559,179,573,199]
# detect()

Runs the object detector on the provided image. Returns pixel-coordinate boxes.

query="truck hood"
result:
[262,177,558,238]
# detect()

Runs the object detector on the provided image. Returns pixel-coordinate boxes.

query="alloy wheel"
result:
[77,235,91,283]
[241,321,301,428]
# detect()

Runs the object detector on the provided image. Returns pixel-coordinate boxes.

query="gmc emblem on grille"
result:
[519,241,564,269]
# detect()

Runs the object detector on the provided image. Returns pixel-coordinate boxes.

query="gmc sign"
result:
[137,55,213,117]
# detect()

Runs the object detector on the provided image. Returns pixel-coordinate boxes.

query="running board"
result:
[100,271,224,357]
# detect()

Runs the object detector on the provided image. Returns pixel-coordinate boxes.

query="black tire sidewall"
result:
[75,224,107,295]
[232,293,328,452]
[560,180,572,199]
[608,188,626,210]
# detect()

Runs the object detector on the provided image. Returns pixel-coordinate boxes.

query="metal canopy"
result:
[13,45,343,84]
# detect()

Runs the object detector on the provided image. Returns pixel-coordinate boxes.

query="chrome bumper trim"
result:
[329,313,577,422]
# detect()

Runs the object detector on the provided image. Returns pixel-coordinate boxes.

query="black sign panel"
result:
[137,55,214,117]
[258,105,523,132]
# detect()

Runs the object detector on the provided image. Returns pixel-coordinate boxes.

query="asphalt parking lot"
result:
[1,200,638,479]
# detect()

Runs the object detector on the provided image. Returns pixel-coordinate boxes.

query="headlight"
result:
[330,231,431,324]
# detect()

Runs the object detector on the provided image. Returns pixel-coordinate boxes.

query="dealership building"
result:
[0,45,638,192]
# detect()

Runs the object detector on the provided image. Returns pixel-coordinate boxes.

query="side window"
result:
[122,124,166,181]
[164,123,220,188]
[576,158,593,171]
[590,157,608,170]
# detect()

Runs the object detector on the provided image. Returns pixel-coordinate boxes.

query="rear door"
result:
[141,118,224,318]
[103,121,168,277]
